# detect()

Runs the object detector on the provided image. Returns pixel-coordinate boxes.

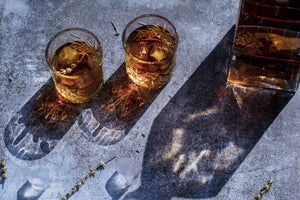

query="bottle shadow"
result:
[122,26,294,199]
[4,63,165,160]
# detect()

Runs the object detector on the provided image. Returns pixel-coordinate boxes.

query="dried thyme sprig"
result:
[133,24,174,47]
[169,95,180,108]
[111,21,120,36]
[1,159,6,184]
[70,34,97,55]
[60,154,117,200]
[254,180,274,200]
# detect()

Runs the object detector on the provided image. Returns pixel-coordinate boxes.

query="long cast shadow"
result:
[122,26,293,199]
[77,63,165,146]
[4,63,165,160]
[4,78,83,160]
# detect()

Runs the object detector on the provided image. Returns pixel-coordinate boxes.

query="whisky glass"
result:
[122,14,178,90]
[46,28,103,103]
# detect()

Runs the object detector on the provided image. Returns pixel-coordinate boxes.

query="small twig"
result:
[169,95,180,108]
[254,180,274,200]
[104,154,118,165]
[111,21,120,36]
[60,154,117,200]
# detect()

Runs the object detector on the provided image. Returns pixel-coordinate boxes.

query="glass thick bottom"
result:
[125,63,174,90]
[53,77,103,104]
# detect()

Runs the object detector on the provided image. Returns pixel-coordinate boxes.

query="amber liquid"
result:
[51,41,103,103]
[125,25,176,89]
[228,0,300,91]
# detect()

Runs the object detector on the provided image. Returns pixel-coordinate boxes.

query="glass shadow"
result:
[4,63,165,160]
[77,63,165,146]
[4,78,84,160]
[122,26,293,199]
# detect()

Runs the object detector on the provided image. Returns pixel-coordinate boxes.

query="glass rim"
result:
[122,14,179,62]
[45,27,102,79]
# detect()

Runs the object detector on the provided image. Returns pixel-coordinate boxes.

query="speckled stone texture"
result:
[0,1,299,200]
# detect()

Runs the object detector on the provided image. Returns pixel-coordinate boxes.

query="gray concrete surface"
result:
[0,0,299,200]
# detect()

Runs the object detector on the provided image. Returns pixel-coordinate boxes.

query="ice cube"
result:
[130,42,151,60]
[150,45,168,61]
[57,45,80,66]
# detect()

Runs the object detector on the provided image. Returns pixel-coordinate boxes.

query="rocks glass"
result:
[122,14,178,90]
[46,28,103,103]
